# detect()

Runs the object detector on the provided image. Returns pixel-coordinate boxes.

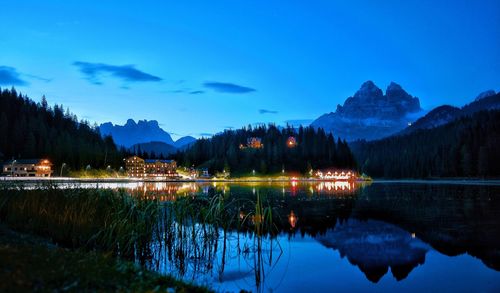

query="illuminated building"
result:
[242,137,263,149]
[315,170,356,181]
[2,159,53,177]
[286,136,297,148]
[125,156,178,178]
[125,156,145,177]
[144,159,178,178]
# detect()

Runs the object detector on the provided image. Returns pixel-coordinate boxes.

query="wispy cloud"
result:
[189,90,205,95]
[203,82,256,94]
[73,61,162,85]
[0,66,28,86]
[24,74,52,83]
[259,109,278,114]
[199,132,213,137]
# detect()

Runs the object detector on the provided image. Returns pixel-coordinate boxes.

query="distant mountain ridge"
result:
[99,119,196,149]
[130,141,178,157]
[401,92,500,135]
[311,81,422,141]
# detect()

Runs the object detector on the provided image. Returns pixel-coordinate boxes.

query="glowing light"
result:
[288,210,298,228]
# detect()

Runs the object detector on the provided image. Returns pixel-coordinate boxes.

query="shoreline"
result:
[1,176,500,185]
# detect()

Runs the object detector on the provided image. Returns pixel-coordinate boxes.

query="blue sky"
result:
[1,0,499,139]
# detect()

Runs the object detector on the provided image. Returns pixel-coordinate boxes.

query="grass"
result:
[0,225,209,292]
[0,184,279,291]
[0,185,159,258]
[69,169,126,178]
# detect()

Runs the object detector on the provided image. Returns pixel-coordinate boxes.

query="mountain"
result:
[475,90,496,101]
[311,81,422,141]
[401,92,500,135]
[173,136,196,148]
[99,119,196,149]
[99,119,174,148]
[130,141,177,157]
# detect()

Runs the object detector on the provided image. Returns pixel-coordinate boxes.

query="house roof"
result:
[144,159,175,164]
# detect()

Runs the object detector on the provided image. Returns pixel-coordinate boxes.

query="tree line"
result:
[0,87,127,170]
[172,124,356,175]
[351,110,500,178]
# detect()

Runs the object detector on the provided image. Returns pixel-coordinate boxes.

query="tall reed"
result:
[0,185,159,258]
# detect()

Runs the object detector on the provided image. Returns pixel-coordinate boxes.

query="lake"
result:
[7,180,500,292]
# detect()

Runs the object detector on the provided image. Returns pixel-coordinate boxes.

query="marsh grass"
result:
[0,183,281,290]
[0,184,159,258]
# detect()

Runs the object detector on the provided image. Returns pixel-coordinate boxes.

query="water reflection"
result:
[316,219,429,283]
[4,180,500,291]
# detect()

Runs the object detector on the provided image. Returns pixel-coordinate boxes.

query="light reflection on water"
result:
[4,181,500,292]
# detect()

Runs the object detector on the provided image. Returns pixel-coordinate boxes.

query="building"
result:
[2,159,53,177]
[286,136,297,148]
[240,137,263,149]
[144,159,178,178]
[125,156,145,177]
[124,156,178,178]
[315,170,356,181]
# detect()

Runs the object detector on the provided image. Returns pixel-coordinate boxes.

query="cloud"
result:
[189,90,205,95]
[0,66,29,86]
[203,81,255,93]
[284,119,314,126]
[198,132,213,137]
[24,74,52,83]
[73,61,162,85]
[259,109,278,114]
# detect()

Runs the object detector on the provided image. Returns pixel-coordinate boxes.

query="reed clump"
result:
[0,185,159,258]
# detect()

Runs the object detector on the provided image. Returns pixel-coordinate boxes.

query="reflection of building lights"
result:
[288,210,298,228]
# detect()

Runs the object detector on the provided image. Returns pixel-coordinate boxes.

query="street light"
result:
[252,169,255,176]
[60,163,66,177]
[11,159,16,177]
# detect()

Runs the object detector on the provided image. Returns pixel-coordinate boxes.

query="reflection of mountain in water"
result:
[353,183,500,272]
[123,181,500,275]
[316,219,428,283]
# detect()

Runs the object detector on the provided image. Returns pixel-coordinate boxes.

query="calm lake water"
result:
[8,180,500,292]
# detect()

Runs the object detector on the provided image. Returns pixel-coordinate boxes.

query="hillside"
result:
[351,110,500,178]
[130,141,177,157]
[400,92,500,135]
[173,124,356,175]
[0,88,125,169]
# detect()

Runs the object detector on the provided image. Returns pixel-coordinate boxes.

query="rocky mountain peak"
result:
[137,119,159,128]
[311,81,423,141]
[353,80,383,100]
[125,118,136,126]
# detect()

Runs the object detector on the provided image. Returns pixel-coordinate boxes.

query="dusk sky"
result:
[1,0,499,139]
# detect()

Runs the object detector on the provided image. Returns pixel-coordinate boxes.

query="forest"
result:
[172,124,356,175]
[351,110,500,178]
[0,88,126,170]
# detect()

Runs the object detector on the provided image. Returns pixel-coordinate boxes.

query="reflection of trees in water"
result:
[353,183,500,271]
[143,193,283,292]
[135,182,500,287]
